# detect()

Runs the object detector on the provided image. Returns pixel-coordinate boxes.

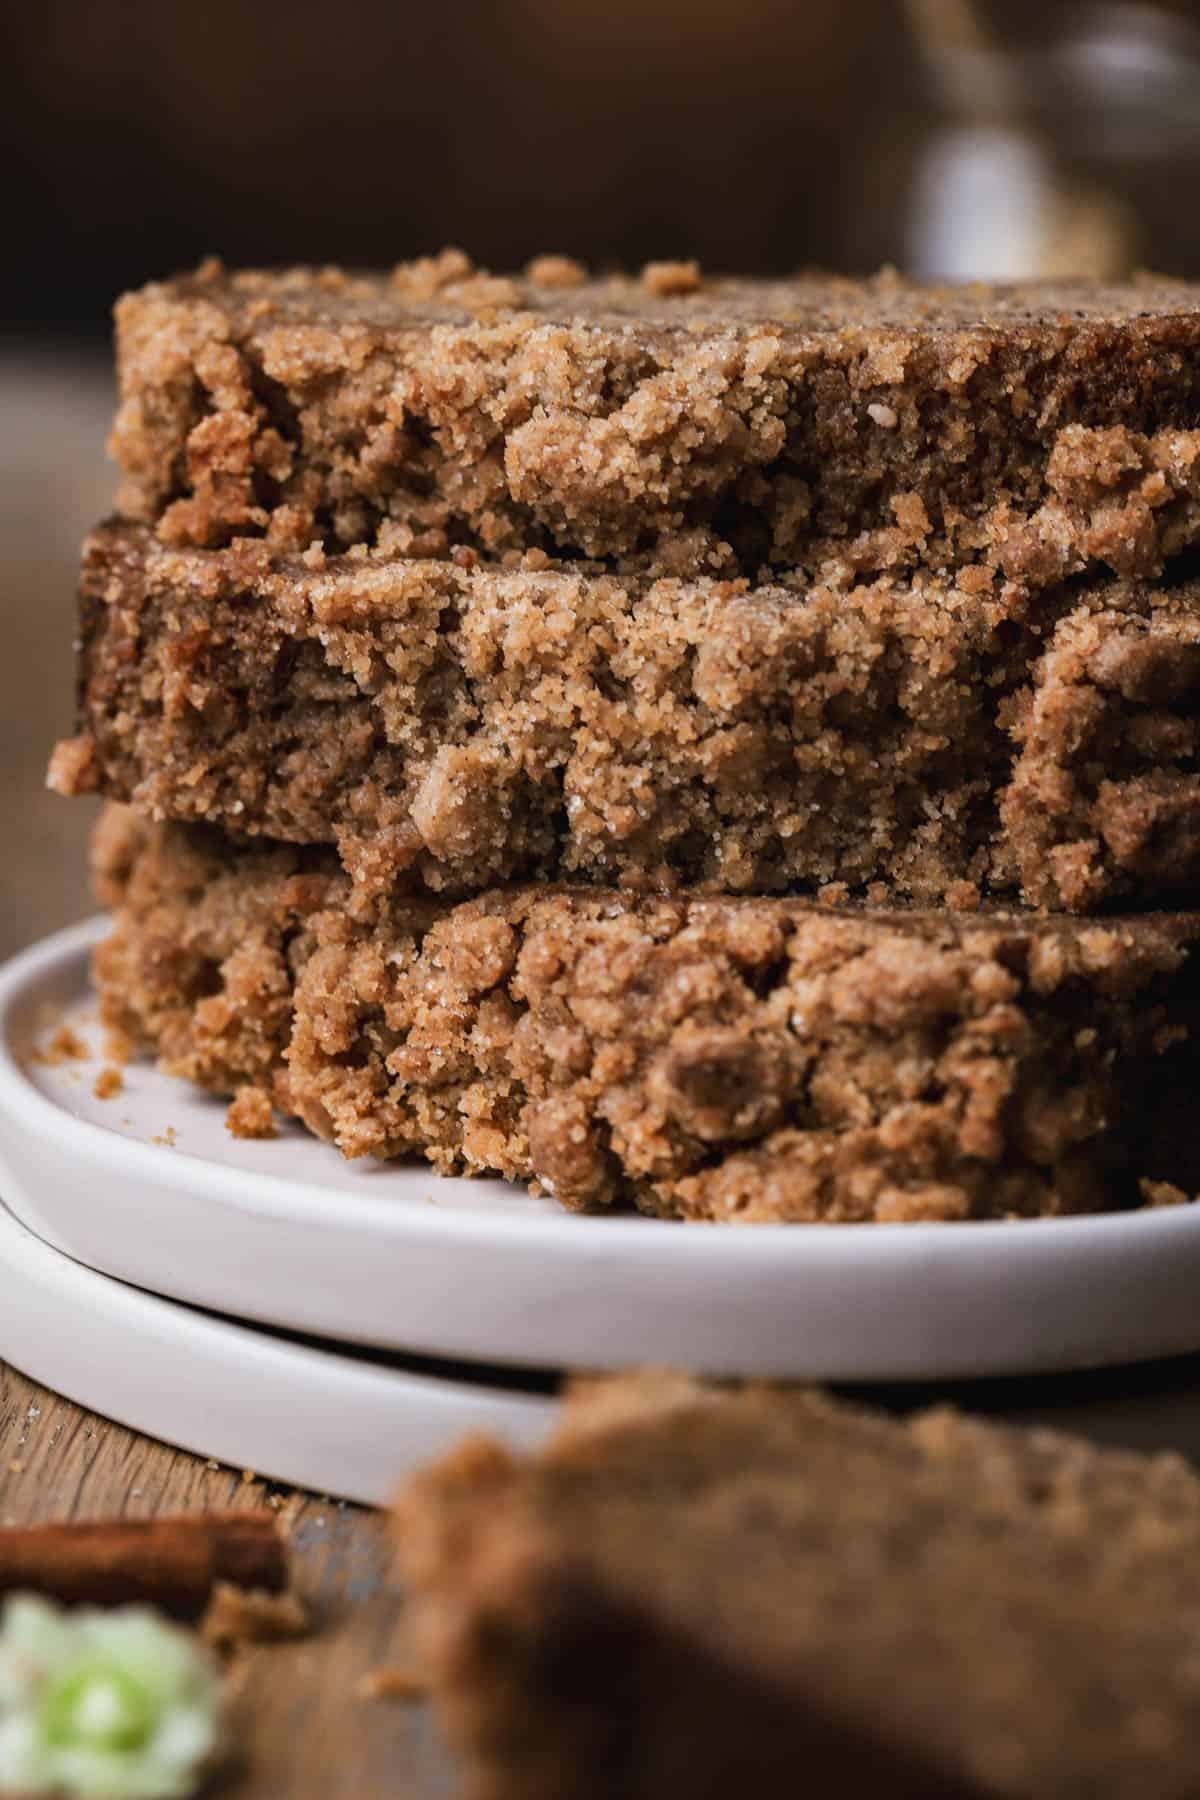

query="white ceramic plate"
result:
[11,1183,1200,1500]
[0,1197,553,1504]
[5,918,1200,1382]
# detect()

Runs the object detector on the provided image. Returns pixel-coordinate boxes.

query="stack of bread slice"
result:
[50,252,1200,1222]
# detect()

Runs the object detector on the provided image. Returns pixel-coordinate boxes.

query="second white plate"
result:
[5,918,1200,1382]
[0,1197,552,1504]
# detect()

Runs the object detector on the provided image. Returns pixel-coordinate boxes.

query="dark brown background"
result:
[8,0,1200,336]
[8,0,922,328]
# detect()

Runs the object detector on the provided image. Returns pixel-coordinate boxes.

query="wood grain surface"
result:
[0,1365,456,1798]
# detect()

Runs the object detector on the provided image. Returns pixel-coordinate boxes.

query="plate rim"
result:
[2,913,1198,1258]
[0,1195,554,1503]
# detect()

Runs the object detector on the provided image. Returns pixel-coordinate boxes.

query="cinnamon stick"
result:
[0,1513,288,1619]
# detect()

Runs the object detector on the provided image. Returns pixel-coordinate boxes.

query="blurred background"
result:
[6,0,1200,954]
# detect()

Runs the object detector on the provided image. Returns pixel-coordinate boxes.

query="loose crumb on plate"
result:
[1140,1178,1193,1207]
[32,1025,88,1067]
[93,1066,124,1101]
[226,1085,277,1140]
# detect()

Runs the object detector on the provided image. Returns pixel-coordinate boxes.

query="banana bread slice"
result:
[90,808,1200,1221]
[394,1372,1200,1800]
[110,255,1200,585]
[52,521,1200,910]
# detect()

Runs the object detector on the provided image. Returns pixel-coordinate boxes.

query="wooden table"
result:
[0,1368,457,1797]
[0,352,457,1796]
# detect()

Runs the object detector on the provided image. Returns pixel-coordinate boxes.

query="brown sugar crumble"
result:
[33,1024,89,1067]
[109,257,1200,587]
[89,808,1200,1224]
[200,1580,308,1653]
[226,1085,277,1140]
[523,253,588,289]
[1140,1178,1193,1208]
[92,1066,124,1101]
[641,257,703,296]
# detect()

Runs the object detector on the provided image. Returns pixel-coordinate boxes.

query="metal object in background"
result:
[907,1,1200,280]
[1044,3,1200,160]
[908,122,1130,280]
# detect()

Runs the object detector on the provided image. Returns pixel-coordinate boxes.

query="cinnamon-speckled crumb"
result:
[523,254,588,289]
[33,1025,89,1066]
[641,258,703,296]
[46,732,97,796]
[1140,1178,1193,1207]
[226,1085,276,1140]
[108,259,1200,589]
[65,522,1200,912]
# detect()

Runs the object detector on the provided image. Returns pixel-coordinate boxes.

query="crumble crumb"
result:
[45,732,98,795]
[641,258,703,296]
[524,253,587,288]
[33,1025,89,1067]
[1140,1178,1193,1207]
[389,247,474,299]
[945,880,982,912]
[93,1067,124,1101]
[200,1581,309,1653]
[226,1085,277,1140]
